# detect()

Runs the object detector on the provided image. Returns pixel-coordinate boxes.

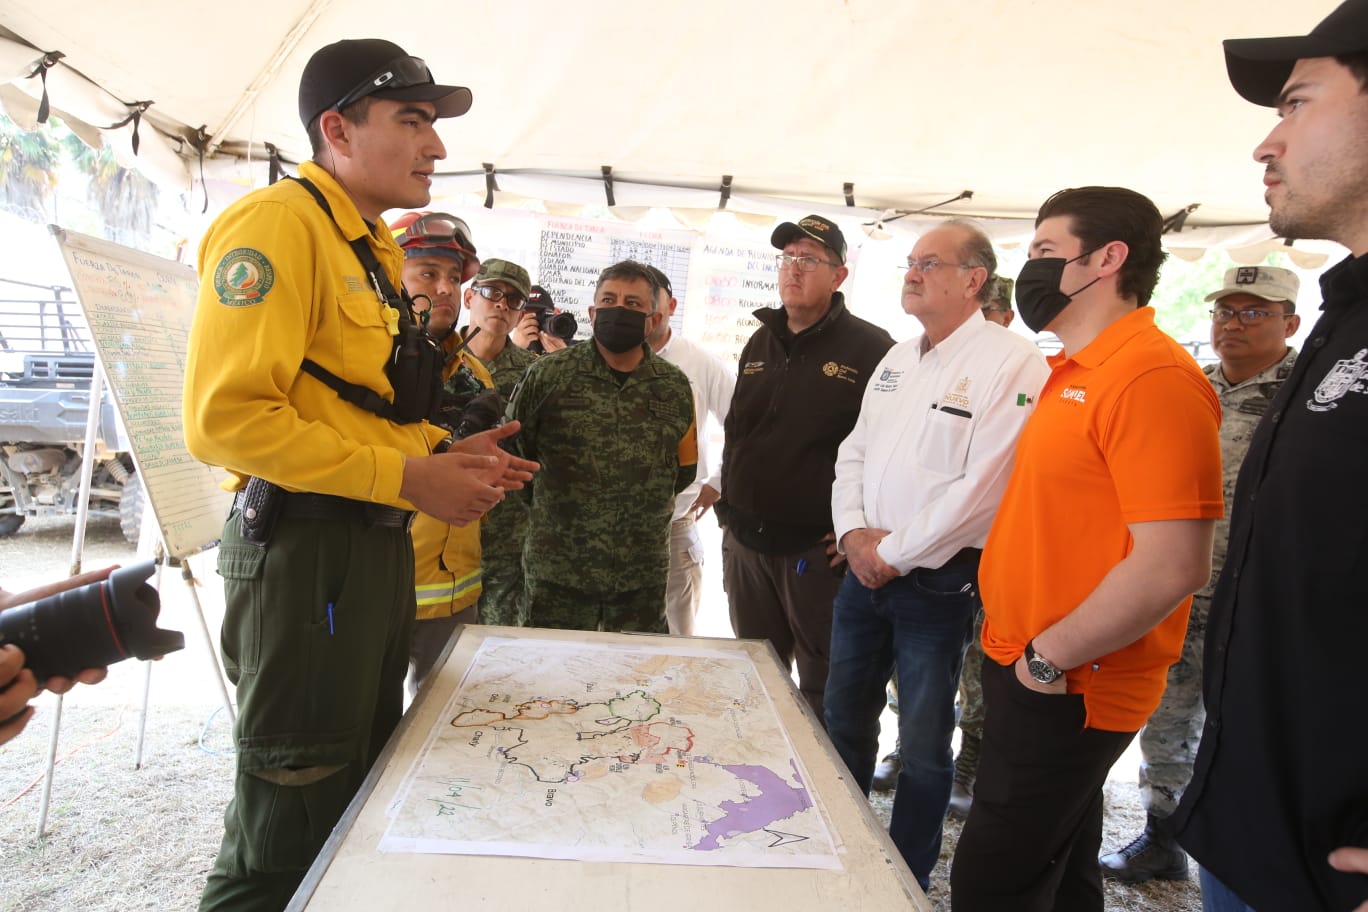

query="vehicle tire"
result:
[119,472,144,545]
[0,512,24,537]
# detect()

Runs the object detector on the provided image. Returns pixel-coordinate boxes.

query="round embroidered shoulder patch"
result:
[213,248,275,306]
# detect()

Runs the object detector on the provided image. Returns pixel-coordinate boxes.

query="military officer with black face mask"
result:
[506,260,697,633]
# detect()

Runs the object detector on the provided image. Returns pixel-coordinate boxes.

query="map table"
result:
[289,626,929,911]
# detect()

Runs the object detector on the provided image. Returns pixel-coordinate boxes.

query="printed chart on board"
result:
[380,638,841,869]
[536,215,693,338]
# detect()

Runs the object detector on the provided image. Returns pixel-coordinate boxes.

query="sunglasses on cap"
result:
[331,55,434,113]
[396,213,475,251]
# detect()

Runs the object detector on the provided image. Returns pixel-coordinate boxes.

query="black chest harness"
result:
[292,177,444,425]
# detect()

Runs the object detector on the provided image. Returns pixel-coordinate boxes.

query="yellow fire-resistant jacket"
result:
[412,336,493,619]
[184,161,447,501]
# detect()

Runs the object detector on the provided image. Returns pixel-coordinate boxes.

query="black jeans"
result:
[951,658,1135,912]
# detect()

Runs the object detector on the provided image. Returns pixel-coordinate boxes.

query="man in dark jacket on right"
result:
[1171,2,1368,910]
[718,215,893,720]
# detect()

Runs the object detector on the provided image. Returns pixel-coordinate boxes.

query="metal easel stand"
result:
[36,364,237,835]
[37,362,104,839]
[131,546,237,768]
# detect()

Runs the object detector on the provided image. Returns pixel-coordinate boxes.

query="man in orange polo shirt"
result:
[949,186,1223,912]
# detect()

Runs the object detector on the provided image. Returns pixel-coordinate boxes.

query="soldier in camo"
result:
[508,260,698,632]
[459,259,539,626]
[1102,265,1301,883]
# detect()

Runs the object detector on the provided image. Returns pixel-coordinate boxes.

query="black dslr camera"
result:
[0,561,185,681]
[524,284,578,354]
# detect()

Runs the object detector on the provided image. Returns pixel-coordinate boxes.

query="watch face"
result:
[1028,658,1059,684]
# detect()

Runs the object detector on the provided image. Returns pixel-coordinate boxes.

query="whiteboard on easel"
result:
[49,226,232,559]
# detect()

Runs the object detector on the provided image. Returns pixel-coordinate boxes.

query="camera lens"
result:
[0,561,184,681]
[546,311,579,341]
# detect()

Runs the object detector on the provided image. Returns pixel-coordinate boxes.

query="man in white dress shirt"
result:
[824,220,1049,890]
[645,266,735,635]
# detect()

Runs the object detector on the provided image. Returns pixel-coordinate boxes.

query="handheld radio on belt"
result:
[234,179,446,545]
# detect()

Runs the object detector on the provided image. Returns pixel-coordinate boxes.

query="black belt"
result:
[235,490,413,529]
[939,546,983,571]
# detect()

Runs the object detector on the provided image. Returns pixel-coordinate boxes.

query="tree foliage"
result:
[0,113,63,218]
[0,112,159,244]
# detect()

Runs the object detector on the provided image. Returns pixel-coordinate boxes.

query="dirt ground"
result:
[0,515,1201,911]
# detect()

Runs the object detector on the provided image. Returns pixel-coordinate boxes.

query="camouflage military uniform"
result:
[508,342,697,632]
[475,341,539,626]
[1137,349,1297,816]
[958,608,985,739]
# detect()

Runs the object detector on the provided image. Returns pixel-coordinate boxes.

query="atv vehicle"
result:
[0,277,142,543]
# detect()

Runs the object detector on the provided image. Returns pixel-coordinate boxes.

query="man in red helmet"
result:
[390,211,496,694]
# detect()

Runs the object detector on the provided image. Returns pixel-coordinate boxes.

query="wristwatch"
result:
[1025,639,1065,685]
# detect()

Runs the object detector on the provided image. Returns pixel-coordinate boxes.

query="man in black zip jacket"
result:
[1171,3,1368,910]
[717,215,893,720]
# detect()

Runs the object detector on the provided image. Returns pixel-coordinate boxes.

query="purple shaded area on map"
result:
[691,760,812,851]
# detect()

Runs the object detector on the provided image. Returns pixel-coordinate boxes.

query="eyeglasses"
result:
[396,213,475,252]
[331,55,434,113]
[776,253,840,272]
[473,284,525,309]
[1209,307,1292,326]
[905,258,976,274]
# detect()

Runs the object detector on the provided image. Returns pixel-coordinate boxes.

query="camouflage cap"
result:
[988,276,1015,307]
[473,259,531,300]
[1204,266,1300,305]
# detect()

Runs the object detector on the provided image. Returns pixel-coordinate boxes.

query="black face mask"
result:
[1015,249,1104,333]
[593,307,649,354]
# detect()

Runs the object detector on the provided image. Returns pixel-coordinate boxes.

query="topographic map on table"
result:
[379,638,841,869]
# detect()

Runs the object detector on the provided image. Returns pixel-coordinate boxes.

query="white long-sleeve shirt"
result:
[658,331,736,521]
[832,315,1049,574]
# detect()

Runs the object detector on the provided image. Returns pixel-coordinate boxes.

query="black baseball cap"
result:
[1224,0,1368,106]
[526,284,555,311]
[298,38,473,128]
[644,264,673,298]
[771,215,848,264]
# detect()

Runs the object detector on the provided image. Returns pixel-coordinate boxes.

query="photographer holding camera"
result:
[511,284,576,354]
[0,567,118,745]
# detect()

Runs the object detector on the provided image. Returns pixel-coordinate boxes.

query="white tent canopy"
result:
[0,0,1332,246]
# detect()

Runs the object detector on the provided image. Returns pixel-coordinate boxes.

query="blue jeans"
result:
[823,551,979,889]
[1200,867,1258,912]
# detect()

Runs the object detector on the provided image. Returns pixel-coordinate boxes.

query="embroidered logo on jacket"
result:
[1307,348,1368,413]
[822,362,862,384]
[213,248,275,306]
[1059,386,1087,404]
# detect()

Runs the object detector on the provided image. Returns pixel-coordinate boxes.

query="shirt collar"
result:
[1208,346,1297,392]
[916,310,993,361]
[1319,251,1368,311]
[1048,306,1156,371]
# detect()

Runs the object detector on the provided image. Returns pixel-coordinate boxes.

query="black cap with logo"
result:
[770,215,848,264]
[298,38,473,128]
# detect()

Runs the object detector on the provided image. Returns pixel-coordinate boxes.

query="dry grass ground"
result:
[0,516,1202,910]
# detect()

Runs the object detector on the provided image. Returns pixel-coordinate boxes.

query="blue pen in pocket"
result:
[326,602,335,636]
[796,558,808,576]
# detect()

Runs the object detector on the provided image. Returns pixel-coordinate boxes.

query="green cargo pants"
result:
[199,509,415,912]
[524,578,668,634]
